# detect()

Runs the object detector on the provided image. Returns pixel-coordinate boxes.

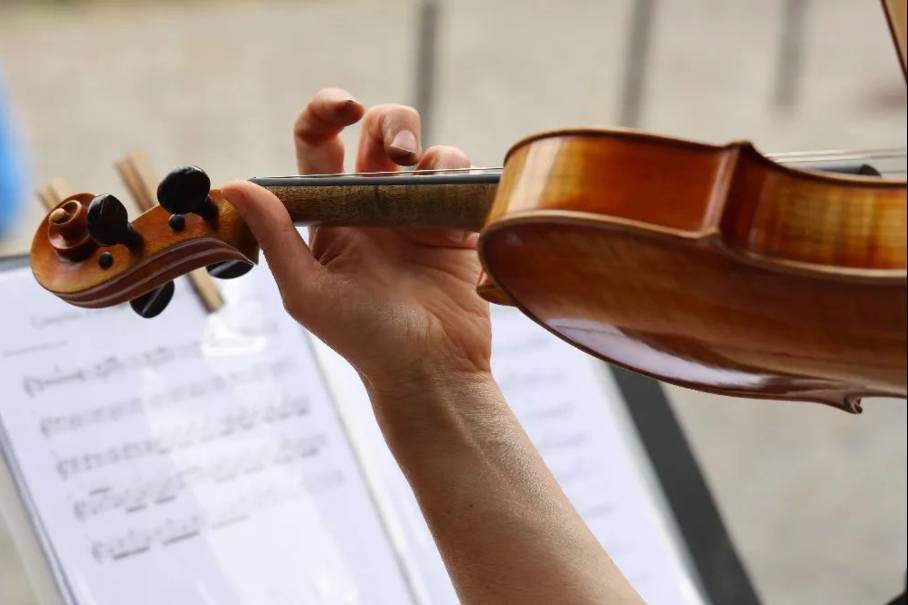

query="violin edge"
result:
[503,127,907,186]
[491,131,907,275]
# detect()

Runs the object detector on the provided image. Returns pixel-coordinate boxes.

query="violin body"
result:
[30,128,907,411]
[479,130,906,411]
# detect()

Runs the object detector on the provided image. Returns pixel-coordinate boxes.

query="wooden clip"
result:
[115,151,225,313]
[35,178,72,211]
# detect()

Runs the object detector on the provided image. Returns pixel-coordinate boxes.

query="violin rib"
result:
[479,129,906,411]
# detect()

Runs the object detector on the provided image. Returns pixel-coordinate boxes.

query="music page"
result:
[0,267,413,605]
[316,305,705,605]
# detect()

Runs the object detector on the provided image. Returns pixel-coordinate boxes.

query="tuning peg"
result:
[129,281,175,318]
[157,165,218,220]
[46,195,97,261]
[206,261,254,279]
[87,194,142,250]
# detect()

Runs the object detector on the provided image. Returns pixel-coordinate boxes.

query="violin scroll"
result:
[31,166,259,316]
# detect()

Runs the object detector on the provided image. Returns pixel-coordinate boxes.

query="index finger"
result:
[294,87,365,174]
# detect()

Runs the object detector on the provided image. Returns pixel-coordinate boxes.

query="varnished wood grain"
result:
[479,130,906,410]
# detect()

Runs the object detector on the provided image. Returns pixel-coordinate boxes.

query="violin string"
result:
[773,148,907,177]
[259,166,503,179]
[260,149,906,179]
[771,148,906,163]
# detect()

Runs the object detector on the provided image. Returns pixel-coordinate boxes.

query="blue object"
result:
[0,71,26,235]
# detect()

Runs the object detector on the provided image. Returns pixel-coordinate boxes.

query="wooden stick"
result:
[114,151,225,313]
[114,150,157,211]
[35,179,72,211]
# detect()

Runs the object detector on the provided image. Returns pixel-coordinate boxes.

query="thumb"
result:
[221,180,325,311]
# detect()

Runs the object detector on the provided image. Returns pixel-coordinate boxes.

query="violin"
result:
[30,130,906,412]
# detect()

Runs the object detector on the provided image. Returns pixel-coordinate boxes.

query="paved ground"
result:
[0,1,905,604]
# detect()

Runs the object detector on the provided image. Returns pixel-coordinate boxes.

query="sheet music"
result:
[316,306,705,605]
[0,268,413,605]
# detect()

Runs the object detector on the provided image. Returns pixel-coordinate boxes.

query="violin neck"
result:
[250,172,501,231]
[248,152,898,231]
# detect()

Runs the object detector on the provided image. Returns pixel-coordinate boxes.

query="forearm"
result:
[233,87,642,603]
[364,373,643,605]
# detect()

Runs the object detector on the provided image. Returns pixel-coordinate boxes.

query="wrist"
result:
[361,368,509,455]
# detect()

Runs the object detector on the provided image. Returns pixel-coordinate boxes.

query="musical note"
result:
[89,468,347,564]
[22,341,202,398]
[72,433,327,521]
[0,269,414,604]
[55,402,318,479]
[38,360,299,437]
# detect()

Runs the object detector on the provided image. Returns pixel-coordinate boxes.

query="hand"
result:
[221,88,492,402]
[226,91,641,605]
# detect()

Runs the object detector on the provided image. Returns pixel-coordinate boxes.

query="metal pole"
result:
[773,0,809,111]
[413,0,440,145]
[618,0,657,128]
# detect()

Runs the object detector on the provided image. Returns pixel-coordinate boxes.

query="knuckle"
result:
[423,145,470,168]
[295,89,360,144]
[316,86,350,100]
[361,104,386,121]
[395,104,420,119]
[366,103,417,116]
[293,109,323,144]
[292,112,312,139]
[309,89,330,105]
[364,104,421,128]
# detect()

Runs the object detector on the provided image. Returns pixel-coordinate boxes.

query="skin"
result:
[221,87,642,605]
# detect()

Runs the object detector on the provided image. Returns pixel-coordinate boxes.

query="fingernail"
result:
[389,130,418,157]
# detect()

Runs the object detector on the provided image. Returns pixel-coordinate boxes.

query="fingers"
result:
[294,87,365,174]
[220,181,325,311]
[296,94,425,174]
[355,104,422,172]
[415,145,470,171]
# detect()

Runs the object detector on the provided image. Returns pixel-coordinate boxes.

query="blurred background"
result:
[0,0,905,604]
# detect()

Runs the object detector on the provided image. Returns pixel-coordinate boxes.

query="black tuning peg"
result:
[129,281,175,318]
[87,194,142,250]
[157,165,218,220]
[206,261,254,279]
